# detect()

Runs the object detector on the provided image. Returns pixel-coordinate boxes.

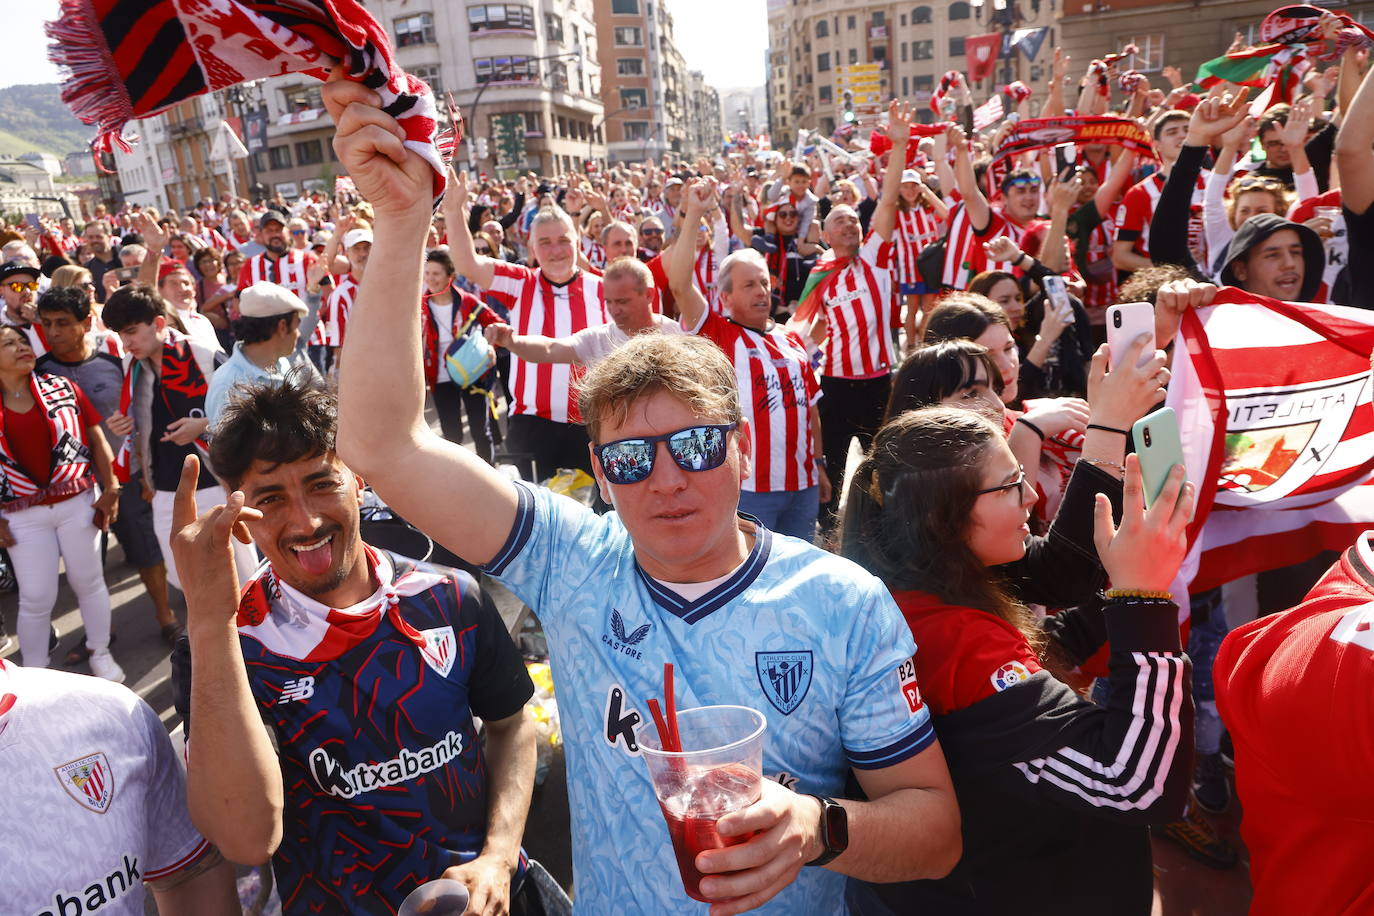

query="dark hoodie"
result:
[1218,212,1325,302]
[1150,145,1326,301]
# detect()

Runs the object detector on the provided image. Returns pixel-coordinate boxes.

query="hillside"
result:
[0,83,95,158]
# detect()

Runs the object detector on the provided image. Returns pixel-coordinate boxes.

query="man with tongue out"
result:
[170,374,538,916]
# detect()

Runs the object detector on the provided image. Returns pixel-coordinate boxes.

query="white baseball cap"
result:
[901,169,923,184]
[239,282,308,319]
[342,228,374,249]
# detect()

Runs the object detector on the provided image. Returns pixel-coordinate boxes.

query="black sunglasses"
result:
[640,227,664,236]
[594,424,737,485]
[977,465,1027,499]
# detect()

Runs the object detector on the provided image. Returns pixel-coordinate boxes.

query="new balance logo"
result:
[277,677,315,704]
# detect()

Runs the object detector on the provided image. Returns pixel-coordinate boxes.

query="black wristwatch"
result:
[805,794,849,867]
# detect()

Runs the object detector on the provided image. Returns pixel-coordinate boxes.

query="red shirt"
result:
[3,383,100,504]
[1215,537,1374,916]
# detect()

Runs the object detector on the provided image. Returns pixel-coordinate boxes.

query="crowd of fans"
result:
[5,10,1374,915]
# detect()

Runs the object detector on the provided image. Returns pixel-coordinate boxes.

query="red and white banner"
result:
[973,95,1005,130]
[1166,287,1374,592]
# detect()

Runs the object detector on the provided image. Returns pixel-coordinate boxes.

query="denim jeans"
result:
[738,486,820,542]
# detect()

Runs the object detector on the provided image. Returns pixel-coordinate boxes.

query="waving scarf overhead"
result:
[1166,287,1374,592]
[46,0,449,202]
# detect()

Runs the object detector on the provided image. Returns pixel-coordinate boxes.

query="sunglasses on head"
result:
[7,281,38,293]
[1234,176,1284,192]
[1003,177,1041,191]
[594,423,737,485]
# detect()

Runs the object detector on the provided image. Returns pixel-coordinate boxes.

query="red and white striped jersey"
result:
[939,203,1026,290]
[819,232,898,379]
[237,249,316,302]
[581,236,606,269]
[694,245,722,314]
[195,227,230,251]
[486,263,607,423]
[319,274,358,348]
[690,311,820,493]
[893,206,945,286]
[1118,171,1208,265]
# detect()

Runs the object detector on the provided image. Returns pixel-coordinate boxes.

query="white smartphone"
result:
[1042,275,1075,324]
[1106,301,1156,369]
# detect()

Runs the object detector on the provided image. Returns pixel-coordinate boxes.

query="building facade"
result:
[1058,0,1374,103]
[368,0,605,176]
[686,71,725,157]
[768,0,1058,149]
[592,0,694,162]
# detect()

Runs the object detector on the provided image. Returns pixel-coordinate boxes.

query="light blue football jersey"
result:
[484,482,934,914]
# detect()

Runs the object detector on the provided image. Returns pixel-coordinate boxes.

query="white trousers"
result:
[151,486,259,593]
[8,488,112,668]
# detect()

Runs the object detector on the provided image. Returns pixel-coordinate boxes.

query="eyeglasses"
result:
[593,424,737,485]
[776,210,799,218]
[976,465,1027,500]
[6,281,38,293]
[640,228,664,236]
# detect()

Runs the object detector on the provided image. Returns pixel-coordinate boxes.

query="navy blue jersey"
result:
[232,547,534,914]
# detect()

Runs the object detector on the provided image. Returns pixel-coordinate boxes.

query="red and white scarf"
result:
[0,373,96,511]
[47,0,451,203]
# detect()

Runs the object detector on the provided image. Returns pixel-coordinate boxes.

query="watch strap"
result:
[804,794,846,867]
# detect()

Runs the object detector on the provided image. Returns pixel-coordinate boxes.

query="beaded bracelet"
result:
[1104,588,1173,600]
[1016,417,1046,440]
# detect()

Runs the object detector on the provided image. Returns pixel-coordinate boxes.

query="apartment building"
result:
[685,71,726,156]
[593,0,694,162]
[768,0,1058,148]
[1058,0,1373,99]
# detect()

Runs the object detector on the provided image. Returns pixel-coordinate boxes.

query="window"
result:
[847,14,856,28]
[524,111,543,135]
[621,88,648,108]
[544,13,564,42]
[816,19,828,37]
[395,13,434,46]
[815,52,829,71]
[468,5,534,32]
[1118,34,1165,72]
[295,139,323,165]
[949,1,970,19]
[900,13,907,26]
[819,85,832,103]
[913,39,934,60]
[949,37,965,56]
[913,5,932,23]
[617,57,644,76]
[252,151,269,173]
[914,74,934,91]
[873,45,886,64]
[614,26,642,45]
[625,121,650,140]
[281,85,322,112]
[902,76,909,96]
[872,11,884,24]
[267,146,292,170]
[410,64,443,95]
[612,0,639,12]
[902,41,908,62]
[474,56,538,83]
[848,48,858,64]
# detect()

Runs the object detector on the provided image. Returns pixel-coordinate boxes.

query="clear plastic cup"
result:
[398,878,469,916]
[637,705,767,903]
[1315,206,1342,224]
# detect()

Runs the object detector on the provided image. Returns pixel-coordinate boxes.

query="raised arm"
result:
[442,169,499,290]
[324,71,517,565]
[667,179,715,330]
[1336,60,1374,213]
[871,100,912,242]
[949,125,991,232]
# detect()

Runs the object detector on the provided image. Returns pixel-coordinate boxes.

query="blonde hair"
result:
[578,335,741,443]
[50,265,93,289]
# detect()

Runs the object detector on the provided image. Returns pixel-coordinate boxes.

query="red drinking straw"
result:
[646,663,683,753]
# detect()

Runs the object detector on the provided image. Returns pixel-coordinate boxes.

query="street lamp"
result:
[465,47,583,172]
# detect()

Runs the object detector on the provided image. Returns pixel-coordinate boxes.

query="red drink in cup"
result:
[639,705,767,903]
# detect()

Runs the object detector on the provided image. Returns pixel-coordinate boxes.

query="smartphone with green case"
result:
[1132,406,1186,508]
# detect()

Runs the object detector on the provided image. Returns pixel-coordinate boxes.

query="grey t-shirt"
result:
[36,342,127,453]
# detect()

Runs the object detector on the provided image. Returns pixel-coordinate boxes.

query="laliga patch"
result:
[896,656,923,714]
[419,626,456,677]
[55,752,114,814]
[990,661,1032,692]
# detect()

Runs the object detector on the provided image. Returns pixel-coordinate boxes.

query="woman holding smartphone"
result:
[0,325,122,680]
[841,406,1196,916]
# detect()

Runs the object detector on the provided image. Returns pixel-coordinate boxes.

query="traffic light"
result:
[842,89,855,123]
[476,137,490,160]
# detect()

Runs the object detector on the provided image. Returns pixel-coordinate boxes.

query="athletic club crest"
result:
[755,651,814,716]
[418,626,456,677]
[54,752,114,814]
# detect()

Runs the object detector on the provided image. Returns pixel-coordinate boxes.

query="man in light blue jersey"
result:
[324,73,961,915]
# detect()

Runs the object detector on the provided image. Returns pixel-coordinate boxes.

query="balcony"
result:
[165,117,204,139]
